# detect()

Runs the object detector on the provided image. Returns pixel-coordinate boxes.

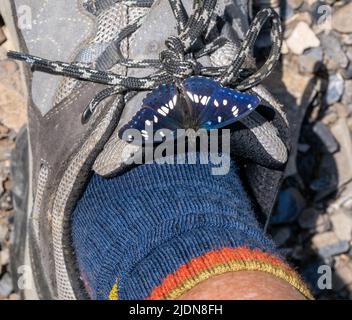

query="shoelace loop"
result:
[7,0,283,124]
[160,36,201,78]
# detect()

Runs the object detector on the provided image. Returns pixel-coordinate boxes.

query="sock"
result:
[71,154,312,300]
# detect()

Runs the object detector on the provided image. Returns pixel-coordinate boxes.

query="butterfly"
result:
[118,76,260,143]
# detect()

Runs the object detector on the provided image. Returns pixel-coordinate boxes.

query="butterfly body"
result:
[118,76,260,142]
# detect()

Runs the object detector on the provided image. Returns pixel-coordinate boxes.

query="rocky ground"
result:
[264,0,352,300]
[0,11,25,300]
[0,0,352,300]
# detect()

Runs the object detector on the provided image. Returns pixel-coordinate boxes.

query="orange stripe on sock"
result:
[147,247,310,300]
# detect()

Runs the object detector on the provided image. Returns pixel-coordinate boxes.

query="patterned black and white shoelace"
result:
[8,0,282,124]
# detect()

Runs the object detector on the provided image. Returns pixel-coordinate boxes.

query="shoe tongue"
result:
[93,0,251,177]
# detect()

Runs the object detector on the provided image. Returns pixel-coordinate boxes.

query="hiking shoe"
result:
[4,0,288,299]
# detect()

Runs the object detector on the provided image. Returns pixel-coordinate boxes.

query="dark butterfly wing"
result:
[118,77,261,143]
[180,76,220,122]
[118,83,182,142]
[198,86,261,130]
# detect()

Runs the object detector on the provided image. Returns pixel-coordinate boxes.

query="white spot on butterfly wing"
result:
[186,91,194,101]
[200,96,208,105]
[168,101,173,109]
[223,99,228,106]
[194,94,199,103]
[214,99,219,107]
[173,95,177,105]
[145,120,151,126]
[232,106,239,117]
[161,106,169,114]
[154,115,159,123]
[218,116,222,123]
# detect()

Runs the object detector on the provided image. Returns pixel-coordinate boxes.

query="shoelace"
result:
[8,0,282,125]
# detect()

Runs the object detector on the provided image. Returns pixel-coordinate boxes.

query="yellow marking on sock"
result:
[109,280,118,300]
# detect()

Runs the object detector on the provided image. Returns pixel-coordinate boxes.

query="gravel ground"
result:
[0,11,25,300]
[0,0,352,300]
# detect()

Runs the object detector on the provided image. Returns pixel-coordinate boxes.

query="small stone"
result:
[297,143,310,153]
[315,214,332,233]
[0,28,6,45]
[0,60,18,75]
[331,212,352,241]
[299,208,331,232]
[0,60,26,132]
[290,11,312,26]
[286,22,320,55]
[299,47,323,73]
[334,102,350,119]
[273,227,292,246]
[329,183,352,212]
[282,3,295,21]
[312,121,338,153]
[0,273,13,297]
[0,139,14,162]
[269,56,315,106]
[0,124,10,139]
[0,191,13,211]
[343,34,352,46]
[281,40,289,55]
[291,245,305,261]
[342,198,352,212]
[342,80,352,111]
[332,2,352,34]
[333,255,352,291]
[0,175,4,197]
[326,73,344,105]
[287,0,303,9]
[0,247,10,266]
[311,232,350,258]
[0,223,8,243]
[341,64,352,80]
[331,119,352,187]
[321,33,349,70]
[345,47,352,62]
[8,293,20,300]
[271,188,306,225]
[311,154,338,201]
[321,111,338,126]
[348,284,352,300]
[299,207,319,229]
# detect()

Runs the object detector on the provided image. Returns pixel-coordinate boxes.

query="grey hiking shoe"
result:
[3,0,289,300]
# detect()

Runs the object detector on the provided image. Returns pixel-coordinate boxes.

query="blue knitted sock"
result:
[71,154,311,300]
